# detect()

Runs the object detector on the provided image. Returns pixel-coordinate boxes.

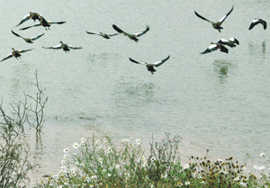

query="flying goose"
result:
[11,30,45,44]
[19,16,66,30]
[0,48,33,62]
[249,19,267,30]
[128,55,170,74]
[112,24,150,42]
[16,12,41,26]
[86,31,119,39]
[201,43,229,54]
[42,41,82,52]
[194,6,234,32]
[217,37,239,48]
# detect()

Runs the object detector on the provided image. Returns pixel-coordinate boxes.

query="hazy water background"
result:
[1,0,270,183]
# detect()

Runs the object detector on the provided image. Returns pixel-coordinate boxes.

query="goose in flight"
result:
[217,37,239,48]
[249,19,267,30]
[16,12,41,26]
[201,43,229,54]
[194,6,234,32]
[128,55,170,74]
[42,41,82,52]
[86,31,119,39]
[11,30,45,44]
[0,48,33,62]
[19,16,66,30]
[112,24,150,42]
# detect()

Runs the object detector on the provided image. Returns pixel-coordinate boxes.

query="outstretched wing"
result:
[69,46,83,50]
[19,49,33,54]
[11,30,23,39]
[135,25,150,37]
[48,21,66,25]
[86,31,98,35]
[31,33,45,41]
[16,14,30,26]
[219,6,234,24]
[42,44,62,50]
[153,55,170,67]
[0,55,13,62]
[108,33,119,37]
[249,19,267,30]
[19,23,42,30]
[128,57,147,65]
[194,11,213,23]
[200,44,218,54]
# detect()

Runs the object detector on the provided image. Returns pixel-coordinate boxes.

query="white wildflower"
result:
[63,147,70,154]
[135,139,141,146]
[115,164,120,170]
[183,163,190,169]
[73,142,80,149]
[91,175,97,180]
[80,137,87,144]
[259,152,266,158]
[85,176,91,183]
[105,147,113,154]
[240,182,247,187]
[185,181,190,185]
[70,167,77,175]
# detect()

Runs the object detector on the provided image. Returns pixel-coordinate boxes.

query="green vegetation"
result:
[0,71,47,187]
[37,134,270,188]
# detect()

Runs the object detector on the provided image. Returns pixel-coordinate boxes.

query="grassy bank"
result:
[35,134,270,188]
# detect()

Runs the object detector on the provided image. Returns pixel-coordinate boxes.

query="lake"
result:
[0,0,270,184]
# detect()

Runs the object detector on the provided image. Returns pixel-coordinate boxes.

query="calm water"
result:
[1,0,270,183]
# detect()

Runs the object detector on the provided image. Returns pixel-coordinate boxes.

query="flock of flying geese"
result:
[2,7,268,74]
[194,6,267,55]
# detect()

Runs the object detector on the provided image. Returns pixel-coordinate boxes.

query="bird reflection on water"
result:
[113,80,156,108]
[248,41,267,57]
[213,60,232,83]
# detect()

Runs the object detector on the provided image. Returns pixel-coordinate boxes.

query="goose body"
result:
[1,48,33,62]
[217,37,239,47]
[16,12,41,26]
[11,30,44,44]
[194,6,234,32]
[201,43,229,54]
[42,41,82,52]
[20,16,66,30]
[112,24,150,42]
[128,55,170,74]
[249,19,267,30]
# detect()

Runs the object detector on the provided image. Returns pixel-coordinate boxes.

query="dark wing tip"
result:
[129,57,141,64]
[19,26,31,30]
[248,24,253,30]
[112,24,123,33]
[11,30,21,37]
[86,31,96,35]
